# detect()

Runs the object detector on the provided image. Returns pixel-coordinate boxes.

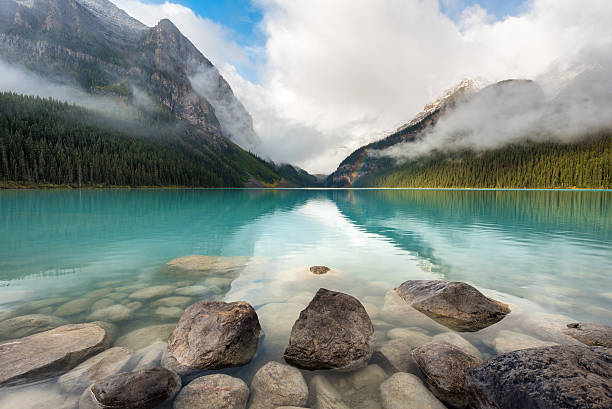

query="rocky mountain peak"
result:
[76,0,146,36]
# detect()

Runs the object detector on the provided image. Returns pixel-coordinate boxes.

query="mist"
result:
[375,47,612,162]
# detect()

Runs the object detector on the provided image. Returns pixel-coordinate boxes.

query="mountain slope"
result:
[0,0,292,186]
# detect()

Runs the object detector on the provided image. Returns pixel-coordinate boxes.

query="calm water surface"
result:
[0,189,611,408]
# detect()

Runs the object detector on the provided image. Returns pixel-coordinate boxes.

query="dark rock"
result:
[395,280,510,331]
[310,266,330,275]
[465,345,612,409]
[166,301,261,370]
[412,341,482,408]
[174,374,249,409]
[0,323,112,386]
[283,288,374,371]
[80,367,181,409]
[564,323,612,347]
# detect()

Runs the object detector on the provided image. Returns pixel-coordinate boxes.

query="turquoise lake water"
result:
[0,189,611,407]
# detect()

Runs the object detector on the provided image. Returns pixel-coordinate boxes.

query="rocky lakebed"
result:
[0,255,610,409]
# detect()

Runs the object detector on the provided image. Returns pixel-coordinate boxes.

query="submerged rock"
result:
[79,367,181,409]
[0,314,68,340]
[127,341,167,370]
[154,306,183,321]
[412,341,482,408]
[150,296,192,308]
[248,361,308,409]
[166,301,261,370]
[380,372,446,409]
[55,297,96,316]
[564,322,612,347]
[283,288,374,371]
[0,323,112,386]
[114,324,176,350]
[377,338,420,374]
[175,285,209,296]
[166,255,250,275]
[386,328,431,346]
[129,285,176,300]
[91,298,115,311]
[431,331,483,360]
[58,347,133,393]
[309,375,350,409]
[395,280,510,331]
[493,330,557,354]
[87,304,133,323]
[465,345,612,409]
[310,266,330,275]
[174,374,249,409]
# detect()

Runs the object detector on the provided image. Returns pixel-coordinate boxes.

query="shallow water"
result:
[0,189,611,408]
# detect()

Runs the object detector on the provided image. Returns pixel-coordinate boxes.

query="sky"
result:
[106,1,612,173]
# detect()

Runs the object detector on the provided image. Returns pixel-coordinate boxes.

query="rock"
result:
[465,345,612,409]
[15,297,70,313]
[377,338,420,374]
[395,280,510,331]
[150,296,192,308]
[58,347,133,393]
[87,304,133,322]
[283,288,374,371]
[386,328,431,346]
[125,301,143,311]
[432,332,482,360]
[55,297,96,316]
[412,342,482,408]
[310,266,330,275]
[0,314,68,339]
[346,364,387,390]
[205,276,234,288]
[85,288,114,299]
[106,292,128,301]
[166,255,249,275]
[166,300,261,370]
[80,367,181,409]
[248,361,308,409]
[564,322,612,347]
[114,324,176,350]
[175,285,209,296]
[309,375,350,409]
[129,341,167,370]
[91,298,114,311]
[380,290,445,331]
[174,374,249,409]
[379,372,446,409]
[129,285,176,300]
[493,330,557,354]
[154,306,183,321]
[0,323,112,386]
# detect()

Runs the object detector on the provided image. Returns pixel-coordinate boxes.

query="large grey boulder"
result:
[166,301,261,370]
[465,345,612,409]
[0,314,68,339]
[412,341,482,408]
[58,347,133,393]
[563,323,612,347]
[283,288,374,371]
[174,374,249,409]
[395,280,510,331]
[0,323,112,386]
[379,372,446,409]
[248,361,308,409]
[79,367,181,409]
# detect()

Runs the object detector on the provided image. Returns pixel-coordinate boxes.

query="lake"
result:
[0,189,611,408]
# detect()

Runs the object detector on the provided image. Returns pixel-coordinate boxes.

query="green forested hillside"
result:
[359,134,611,189]
[0,93,282,187]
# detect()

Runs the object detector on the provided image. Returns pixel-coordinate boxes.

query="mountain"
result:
[326,79,611,188]
[0,0,310,186]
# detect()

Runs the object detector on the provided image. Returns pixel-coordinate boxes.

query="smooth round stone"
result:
[125,301,143,311]
[150,296,192,308]
[58,347,133,393]
[129,285,176,300]
[380,372,446,409]
[493,330,558,354]
[155,306,183,321]
[87,304,133,323]
[80,367,181,409]
[432,332,482,360]
[85,288,114,299]
[91,298,115,311]
[0,314,68,339]
[175,285,209,296]
[0,323,111,386]
[174,374,249,409]
[346,364,387,390]
[55,298,96,316]
[249,362,308,409]
[114,324,177,350]
[128,341,167,370]
[166,255,249,273]
[377,338,420,374]
[15,297,70,313]
[309,375,350,409]
[387,328,432,347]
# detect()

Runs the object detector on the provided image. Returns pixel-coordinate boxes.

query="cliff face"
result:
[326,79,542,187]
[0,0,256,149]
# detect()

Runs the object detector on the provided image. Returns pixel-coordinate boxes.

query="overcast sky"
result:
[111,1,612,172]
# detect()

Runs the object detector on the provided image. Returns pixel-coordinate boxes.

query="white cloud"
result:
[111,0,612,173]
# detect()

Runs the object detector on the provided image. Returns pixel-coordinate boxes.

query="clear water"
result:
[0,189,611,408]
